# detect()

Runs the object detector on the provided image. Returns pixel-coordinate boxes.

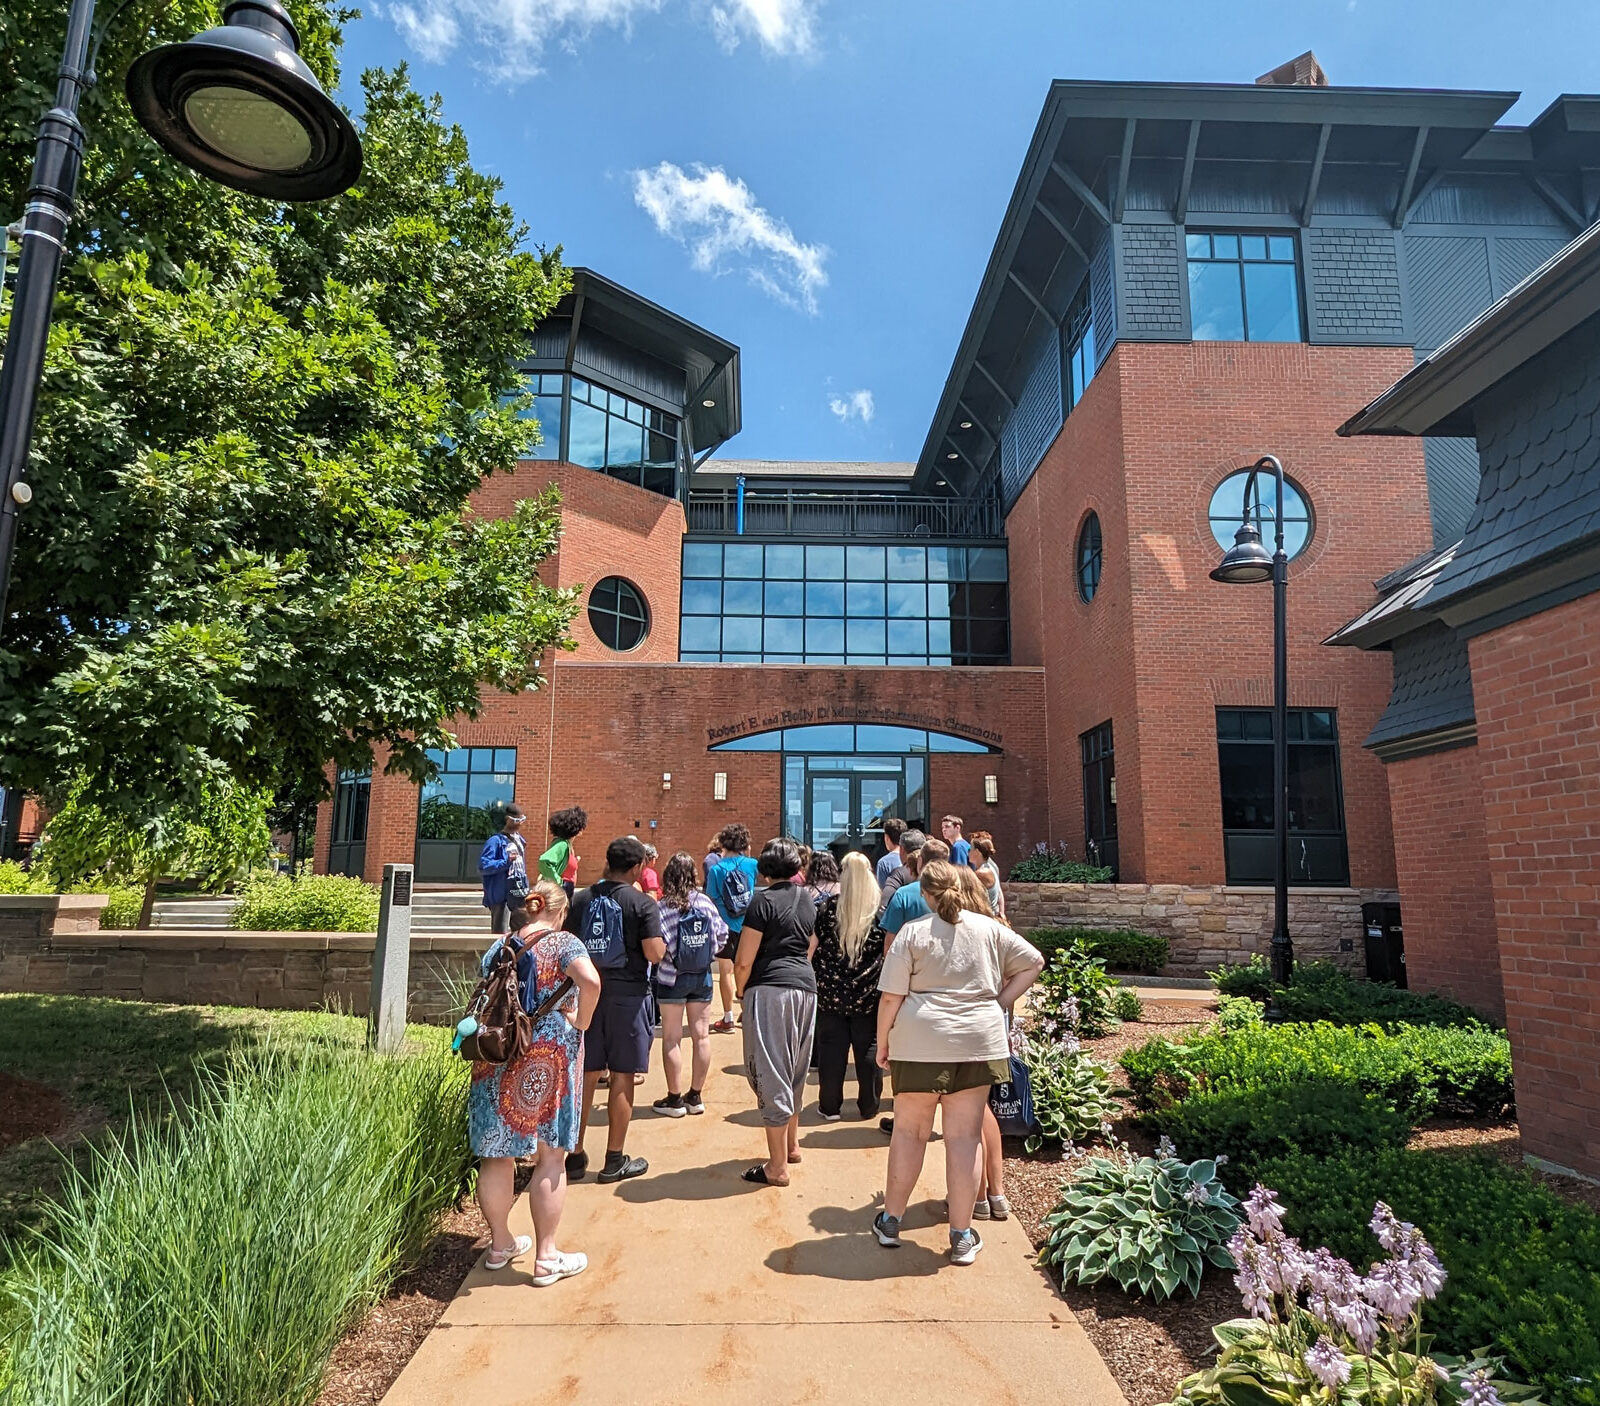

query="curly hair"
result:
[548,806,588,840]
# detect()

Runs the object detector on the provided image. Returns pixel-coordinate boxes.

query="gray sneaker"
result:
[972,1198,991,1220]
[949,1228,984,1265]
[872,1211,902,1248]
[986,1193,1011,1221]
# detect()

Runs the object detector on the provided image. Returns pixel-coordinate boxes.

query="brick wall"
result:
[1468,590,1600,1180]
[1384,745,1504,1022]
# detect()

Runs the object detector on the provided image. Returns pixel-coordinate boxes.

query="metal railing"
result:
[686,489,1002,540]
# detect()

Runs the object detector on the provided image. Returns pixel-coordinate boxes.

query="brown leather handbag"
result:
[458,936,575,1064]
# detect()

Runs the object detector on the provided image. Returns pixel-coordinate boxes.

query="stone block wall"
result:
[0,894,109,939]
[1006,882,1397,975]
[0,930,482,1024]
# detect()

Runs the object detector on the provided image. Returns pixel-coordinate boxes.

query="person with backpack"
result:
[563,835,666,1184]
[479,805,529,934]
[538,806,587,901]
[650,851,727,1117]
[705,823,758,1034]
[469,882,601,1282]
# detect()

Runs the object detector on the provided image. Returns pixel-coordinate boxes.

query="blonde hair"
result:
[835,851,879,963]
[955,866,995,919]
[511,880,569,931]
[918,860,966,924]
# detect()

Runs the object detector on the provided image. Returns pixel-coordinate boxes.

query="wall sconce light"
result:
[662,772,672,791]
[984,774,999,805]
[713,772,728,802]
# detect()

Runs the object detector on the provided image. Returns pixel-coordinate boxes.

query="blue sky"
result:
[337,0,1600,464]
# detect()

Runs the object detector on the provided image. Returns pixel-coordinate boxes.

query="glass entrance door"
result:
[803,771,905,861]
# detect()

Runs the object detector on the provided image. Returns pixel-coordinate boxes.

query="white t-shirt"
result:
[877,912,1042,1063]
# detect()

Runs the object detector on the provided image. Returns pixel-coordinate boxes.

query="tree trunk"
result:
[137,876,157,930]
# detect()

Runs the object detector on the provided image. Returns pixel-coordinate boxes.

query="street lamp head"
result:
[1210,519,1275,584]
[126,0,362,202]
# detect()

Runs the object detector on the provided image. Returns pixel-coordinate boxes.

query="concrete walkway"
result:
[382,1041,1127,1406]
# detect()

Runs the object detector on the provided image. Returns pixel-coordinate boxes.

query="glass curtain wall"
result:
[512,373,679,496]
[415,746,518,883]
[681,542,1009,665]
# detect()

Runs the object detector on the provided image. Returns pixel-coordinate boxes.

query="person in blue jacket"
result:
[479,805,529,933]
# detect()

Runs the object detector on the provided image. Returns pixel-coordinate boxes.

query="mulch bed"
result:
[0,1070,70,1153]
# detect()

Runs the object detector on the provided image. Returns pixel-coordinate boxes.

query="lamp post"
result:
[1209,454,1294,987]
[0,0,362,629]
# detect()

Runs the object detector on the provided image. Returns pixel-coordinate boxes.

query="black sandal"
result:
[741,1165,786,1185]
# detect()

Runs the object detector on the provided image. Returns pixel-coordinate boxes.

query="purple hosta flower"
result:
[1260,1234,1308,1299]
[1306,1246,1361,1320]
[1214,1154,1229,1166]
[1462,1369,1504,1406]
[1244,1185,1287,1238]
[1362,1259,1423,1327]
[1305,1336,1352,1391]
[1331,1295,1382,1357]
[1155,1134,1177,1160]
[1183,1180,1211,1206]
[1229,1229,1274,1319]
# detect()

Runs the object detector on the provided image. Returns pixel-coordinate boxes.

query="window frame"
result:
[1076,511,1103,603]
[587,576,651,653]
[1184,230,1305,344]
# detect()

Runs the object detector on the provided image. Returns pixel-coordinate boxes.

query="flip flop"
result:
[742,1165,788,1186]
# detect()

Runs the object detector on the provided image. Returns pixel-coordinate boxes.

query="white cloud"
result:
[708,0,818,56]
[632,161,829,313]
[387,0,820,77]
[829,389,875,423]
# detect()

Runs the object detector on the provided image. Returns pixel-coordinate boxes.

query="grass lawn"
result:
[0,994,369,1255]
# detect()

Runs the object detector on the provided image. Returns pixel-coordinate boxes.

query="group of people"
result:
[469,806,1044,1286]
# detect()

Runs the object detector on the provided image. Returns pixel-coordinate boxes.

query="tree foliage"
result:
[0,0,578,822]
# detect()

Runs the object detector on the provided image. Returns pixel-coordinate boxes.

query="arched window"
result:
[588,577,649,651]
[1076,512,1103,603]
[1208,471,1314,561]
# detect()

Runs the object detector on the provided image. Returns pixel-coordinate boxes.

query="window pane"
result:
[723,579,763,615]
[888,583,926,619]
[493,748,517,773]
[965,582,1008,619]
[805,618,843,652]
[606,418,645,467]
[764,616,803,653]
[926,547,960,581]
[720,617,759,652]
[682,652,718,663]
[927,619,952,654]
[568,400,606,467]
[766,654,804,664]
[418,772,468,839]
[1288,746,1343,831]
[1211,233,1239,258]
[1216,710,1242,740]
[887,618,927,654]
[523,392,562,460]
[808,654,845,665]
[805,581,845,616]
[846,582,885,616]
[806,545,845,579]
[858,725,927,752]
[724,543,763,578]
[967,546,1008,581]
[1189,261,1246,341]
[680,616,721,652]
[929,732,988,753]
[1219,743,1273,829]
[765,579,804,616]
[683,542,721,578]
[1240,234,1267,260]
[1306,710,1336,740]
[847,545,887,579]
[1243,711,1274,742]
[846,618,886,653]
[681,579,720,614]
[887,546,926,580]
[784,724,855,751]
[1243,261,1301,342]
[1185,233,1211,257]
[967,618,1008,656]
[1268,235,1295,261]
[767,545,805,579]
[424,747,447,772]
[646,430,676,467]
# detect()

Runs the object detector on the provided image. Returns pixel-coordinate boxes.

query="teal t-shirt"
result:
[880,879,930,935]
[708,855,760,933]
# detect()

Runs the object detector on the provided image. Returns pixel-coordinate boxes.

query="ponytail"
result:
[917,860,965,924]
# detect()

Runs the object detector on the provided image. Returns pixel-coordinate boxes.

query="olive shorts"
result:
[888,1058,1010,1095]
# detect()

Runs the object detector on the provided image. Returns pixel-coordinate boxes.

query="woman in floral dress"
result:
[470,880,600,1283]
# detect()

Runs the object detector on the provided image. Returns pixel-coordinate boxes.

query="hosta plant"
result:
[1018,1030,1120,1153]
[1166,1185,1543,1406]
[1040,1142,1241,1301]
[1032,942,1120,1039]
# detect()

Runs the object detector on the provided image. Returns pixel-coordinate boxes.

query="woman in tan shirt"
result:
[872,861,1043,1265]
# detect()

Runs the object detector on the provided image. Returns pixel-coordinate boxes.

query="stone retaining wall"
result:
[0,929,481,1023]
[1005,883,1398,975]
[0,894,109,938]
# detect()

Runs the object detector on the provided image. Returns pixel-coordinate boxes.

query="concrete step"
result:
[151,898,237,929]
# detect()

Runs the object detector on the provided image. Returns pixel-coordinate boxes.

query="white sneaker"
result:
[820,1111,843,1122]
[484,1234,531,1271]
[949,1229,984,1266]
[531,1250,589,1287]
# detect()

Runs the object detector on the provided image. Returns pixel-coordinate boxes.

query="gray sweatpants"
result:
[742,985,817,1126]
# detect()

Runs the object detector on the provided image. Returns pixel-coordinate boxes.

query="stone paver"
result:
[382,1043,1127,1406]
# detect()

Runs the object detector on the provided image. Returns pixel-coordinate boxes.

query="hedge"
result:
[1027,927,1169,973]
[230,873,380,932]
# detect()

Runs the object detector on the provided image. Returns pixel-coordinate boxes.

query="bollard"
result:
[369,863,413,1054]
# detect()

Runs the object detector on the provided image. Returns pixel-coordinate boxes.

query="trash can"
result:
[1361,902,1405,987]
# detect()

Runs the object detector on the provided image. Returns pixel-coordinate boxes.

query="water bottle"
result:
[452,1015,478,1053]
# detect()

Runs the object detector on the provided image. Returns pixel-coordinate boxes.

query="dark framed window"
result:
[1216,707,1348,886]
[588,577,650,652]
[1063,285,1096,410]
[568,377,678,496]
[1076,512,1103,603]
[512,372,565,461]
[415,746,518,882]
[328,766,370,878]
[1186,232,1303,343]
[1209,470,1313,561]
[1080,721,1117,879]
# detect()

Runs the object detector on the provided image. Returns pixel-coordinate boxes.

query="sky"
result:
[335,0,1600,465]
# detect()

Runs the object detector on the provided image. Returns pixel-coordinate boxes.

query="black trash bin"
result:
[1361,902,1405,987]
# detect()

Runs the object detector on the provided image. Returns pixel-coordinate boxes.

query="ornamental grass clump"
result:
[0,1037,471,1406]
[1166,1185,1539,1406]
[1040,1139,1241,1301]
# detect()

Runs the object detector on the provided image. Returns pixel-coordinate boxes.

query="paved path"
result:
[383,1040,1127,1406]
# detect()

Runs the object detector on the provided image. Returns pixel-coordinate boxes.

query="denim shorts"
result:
[652,975,714,1005]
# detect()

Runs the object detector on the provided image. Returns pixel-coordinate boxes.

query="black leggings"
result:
[815,1010,882,1118]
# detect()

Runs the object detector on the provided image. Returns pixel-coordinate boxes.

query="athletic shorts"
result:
[889,1058,1010,1095]
[716,929,740,961]
[583,989,654,1074]
[652,974,714,1005]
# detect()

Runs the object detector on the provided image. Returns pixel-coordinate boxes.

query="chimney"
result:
[1256,51,1329,87]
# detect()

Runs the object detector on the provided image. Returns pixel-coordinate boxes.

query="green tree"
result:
[0,1,578,824]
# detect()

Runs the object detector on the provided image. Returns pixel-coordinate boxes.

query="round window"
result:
[588,577,649,652]
[1076,512,1103,603]
[1208,471,1313,561]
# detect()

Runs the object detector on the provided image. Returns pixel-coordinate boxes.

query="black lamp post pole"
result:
[1263,454,1294,986]
[0,0,98,630]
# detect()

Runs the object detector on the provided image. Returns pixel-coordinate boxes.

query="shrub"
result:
[97,887,145,930]
[1032,942,1120,1040]
[1009,843,1114,885]
[1209,954,1272,998]
[1112,986,1144,1022]
[231,872,379,933]
[1149,1080,1411,1192]
[1255,1148,1600,1406]
[1019,1034,1120,1152]
[1030,927,1169,973]
[1121,1021,1514,1120]
[1040,1150,1241,1301]
[1270,964,1488,1031]
[1216,995,1264,1030]
[0,1036,471,1405]
[0,861,46,895]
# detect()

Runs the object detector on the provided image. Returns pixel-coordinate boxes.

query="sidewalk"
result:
[382,1040,1128,1405]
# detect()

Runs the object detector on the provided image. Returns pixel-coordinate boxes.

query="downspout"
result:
[736,473,746,535]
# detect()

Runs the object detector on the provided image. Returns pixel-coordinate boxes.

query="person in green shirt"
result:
[539,806,588,898]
